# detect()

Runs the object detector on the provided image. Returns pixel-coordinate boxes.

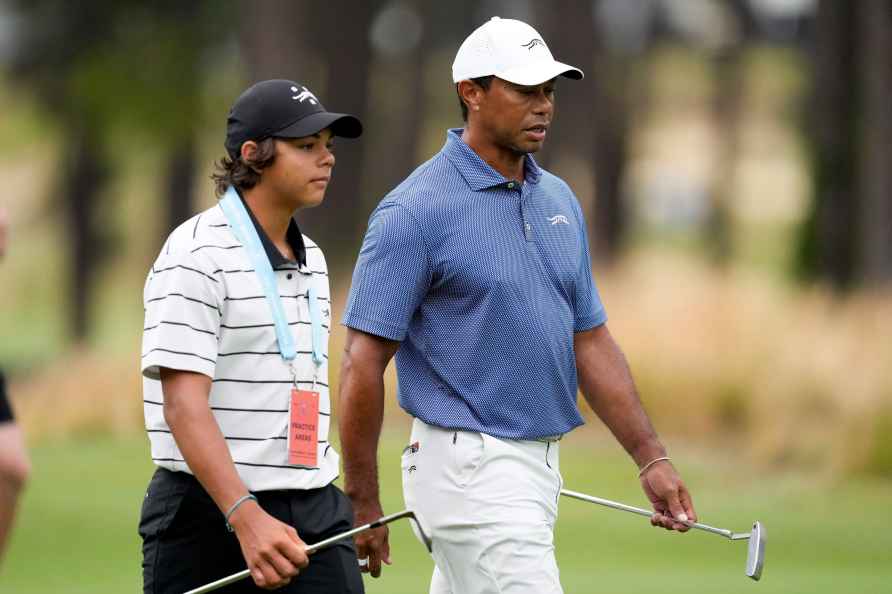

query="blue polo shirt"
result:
[344,129,607,439]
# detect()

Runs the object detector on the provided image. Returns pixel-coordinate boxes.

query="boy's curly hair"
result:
[211,138,277,197]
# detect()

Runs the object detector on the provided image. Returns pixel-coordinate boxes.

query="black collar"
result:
[236,189,307,269]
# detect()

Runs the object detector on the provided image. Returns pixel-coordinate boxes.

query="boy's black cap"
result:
[225,79,362,158]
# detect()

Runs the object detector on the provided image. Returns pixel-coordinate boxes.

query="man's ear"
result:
[458,80,484,113]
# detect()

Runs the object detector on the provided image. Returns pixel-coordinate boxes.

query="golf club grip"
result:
[181,510,414,594]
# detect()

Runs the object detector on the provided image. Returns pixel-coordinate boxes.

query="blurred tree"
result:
[383,2,428,191]
[64,126,110,341]
[359,0,488,242]
[365,0,430,208]
[855,0,892,285]
[797,0,892,288]
[797,0,856,288]
[165,139,198,235]
[705,0,757,267]
[537,1,596,225]
[240,0,319,82]
[239,0,380,272]
[588,16,631,266]
[540,0,630,266]
[308,0,379,271]
[9,0,231,339]
[153,2,224,234]
[9,1,118,340]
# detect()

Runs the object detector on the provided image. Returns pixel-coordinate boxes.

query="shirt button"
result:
[507,182,515,189]
[287,273,293,280]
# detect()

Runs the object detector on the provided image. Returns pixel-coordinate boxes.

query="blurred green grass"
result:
[3,431,891,594]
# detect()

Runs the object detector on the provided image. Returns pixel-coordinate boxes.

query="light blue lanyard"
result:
[219,187,324,381]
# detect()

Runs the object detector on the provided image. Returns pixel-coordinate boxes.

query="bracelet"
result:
[637,456,671,477]
[225,493,258,532]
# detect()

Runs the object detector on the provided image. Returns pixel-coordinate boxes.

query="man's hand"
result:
[639,461,697,532]
[352,499,391,578]
[574,327,697,532]
[228,499,309,590]
[338,329,400,578]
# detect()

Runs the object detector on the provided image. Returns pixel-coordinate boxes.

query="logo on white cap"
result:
[452,16,583,86]
[521,38,546,51]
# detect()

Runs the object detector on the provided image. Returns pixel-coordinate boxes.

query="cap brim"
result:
[274,111,363,139]
[496,60,584,86]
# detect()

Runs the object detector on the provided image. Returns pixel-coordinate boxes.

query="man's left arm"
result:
[575,324,697,531]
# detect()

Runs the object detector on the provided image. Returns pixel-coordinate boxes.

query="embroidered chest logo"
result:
[290,85,318,105]
[547,214,570,226]
[522,38,546,51]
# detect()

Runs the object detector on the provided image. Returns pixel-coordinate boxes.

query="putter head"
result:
[406,511,434,553]
[368,509,433,553]
[745,521,766,581]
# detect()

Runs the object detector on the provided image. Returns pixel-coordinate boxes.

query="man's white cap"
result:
[452,16,584,85]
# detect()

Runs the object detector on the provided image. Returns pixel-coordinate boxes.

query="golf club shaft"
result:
[559,488,737,539]
[182,510,414,594]
[306,510,414,554]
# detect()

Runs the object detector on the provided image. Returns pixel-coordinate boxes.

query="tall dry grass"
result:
[599,252,892,478]
[9,252,892,478]
[11,346,145,441]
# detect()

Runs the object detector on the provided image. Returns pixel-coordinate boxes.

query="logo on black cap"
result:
[291,85,318,105]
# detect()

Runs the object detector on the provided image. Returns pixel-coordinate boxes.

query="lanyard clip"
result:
[290,362,299,389]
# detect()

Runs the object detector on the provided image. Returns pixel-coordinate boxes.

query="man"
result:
[0,206,31,566]
[338,17,697,593]
[139,80,364,593]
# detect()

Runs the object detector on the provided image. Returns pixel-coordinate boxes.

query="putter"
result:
[560,488,765,581]
[182,509,432,594]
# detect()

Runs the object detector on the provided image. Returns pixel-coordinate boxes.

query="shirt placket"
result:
[279,266,307,381]
[509,181,534,243]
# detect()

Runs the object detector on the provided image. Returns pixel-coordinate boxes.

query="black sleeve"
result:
[0,370,14,423]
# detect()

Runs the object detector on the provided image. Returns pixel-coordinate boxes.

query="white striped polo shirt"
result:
[141,199,337,492]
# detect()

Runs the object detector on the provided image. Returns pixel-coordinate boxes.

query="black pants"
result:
[139,468,364,594]
[0,370,14,423]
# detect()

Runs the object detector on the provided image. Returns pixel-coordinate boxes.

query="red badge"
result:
[288,388,319,467]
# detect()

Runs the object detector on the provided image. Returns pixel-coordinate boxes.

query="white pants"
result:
[402,418,564,594]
